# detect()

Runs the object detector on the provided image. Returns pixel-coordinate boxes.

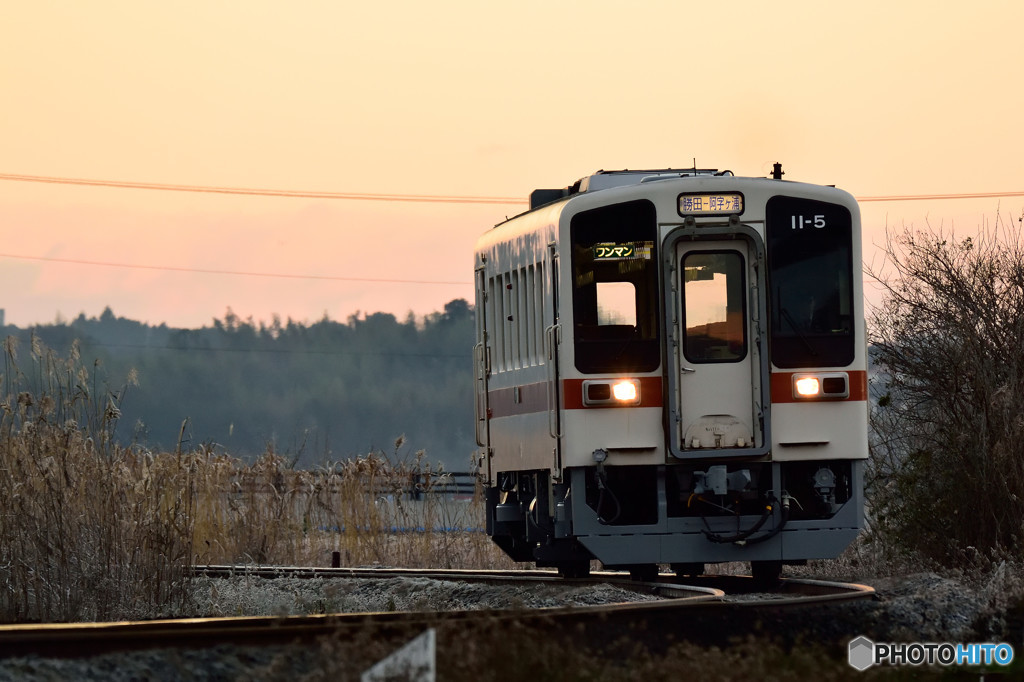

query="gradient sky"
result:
[2,1,1023,328]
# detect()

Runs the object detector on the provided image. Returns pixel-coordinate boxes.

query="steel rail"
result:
[0,568,874,659]
[192,564,875,604]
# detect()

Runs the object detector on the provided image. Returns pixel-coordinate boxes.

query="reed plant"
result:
[0,336,512,624]
[0,334,195,622]
[190,441,509,571]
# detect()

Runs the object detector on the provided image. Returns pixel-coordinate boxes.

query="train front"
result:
[555,173,868,580]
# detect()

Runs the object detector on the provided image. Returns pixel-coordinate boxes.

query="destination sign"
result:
[678,192,744,216]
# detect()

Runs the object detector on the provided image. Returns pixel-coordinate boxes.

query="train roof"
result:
[489,163,848,233]
[528,167,735,211]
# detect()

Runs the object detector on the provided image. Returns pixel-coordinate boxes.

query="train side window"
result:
[487,276,501,373]
[518,266,529,367]
[503,271,513,371]
[536,261,546,366]
[681,251,747,363]
[525,265,534,364]
[511,269,521,369]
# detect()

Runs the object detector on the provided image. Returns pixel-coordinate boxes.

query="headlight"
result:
[791,373,850,400]
[795,377,820,397]
[582,379,642,406]
[612,380,639,402]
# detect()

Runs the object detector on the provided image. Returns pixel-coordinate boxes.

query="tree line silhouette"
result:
[3,300,475,470]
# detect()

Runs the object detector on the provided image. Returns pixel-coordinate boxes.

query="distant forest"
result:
[2,300,475,470]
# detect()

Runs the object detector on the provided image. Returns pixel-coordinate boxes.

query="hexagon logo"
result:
[848,636,875,671]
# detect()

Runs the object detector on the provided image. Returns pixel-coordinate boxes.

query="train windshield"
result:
[569,200,659,373]
[766,196,855,368]
[682,251,747,363]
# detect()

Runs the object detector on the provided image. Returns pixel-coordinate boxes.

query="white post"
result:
[361,628,436,682]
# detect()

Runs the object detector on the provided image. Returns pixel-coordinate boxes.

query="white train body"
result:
[473,167,867,578]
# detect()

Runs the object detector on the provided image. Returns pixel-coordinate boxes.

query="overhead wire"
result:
[0,172,525,205]
[857,191,1024,202]
[82,340,468,358]
[3,171,1023,204]
[0,252,471,285]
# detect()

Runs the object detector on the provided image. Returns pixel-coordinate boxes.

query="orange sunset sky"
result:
[2,1,1023,329]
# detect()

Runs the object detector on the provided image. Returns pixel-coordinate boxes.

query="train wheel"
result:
[627,564,659,582]
[751,560,782,588]
[671,562,704,579]
[556,560,591,579]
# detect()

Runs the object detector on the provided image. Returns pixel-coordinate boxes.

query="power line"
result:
[0,172,526,205]
[3,171,1023,204]
[86,340,467,358]
[858,191,1024,202]
[0,252,472,285]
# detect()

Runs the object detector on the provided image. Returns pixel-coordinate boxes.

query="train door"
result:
[670,236,768,456]
[544,246,563,478]
[473,263,491,480]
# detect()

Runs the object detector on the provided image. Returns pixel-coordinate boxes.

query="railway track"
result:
[0,567,873,661]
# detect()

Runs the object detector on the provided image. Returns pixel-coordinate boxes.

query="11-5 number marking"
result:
[791,215,826,229]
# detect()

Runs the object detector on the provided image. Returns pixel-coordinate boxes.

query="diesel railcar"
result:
[473,165,866,581]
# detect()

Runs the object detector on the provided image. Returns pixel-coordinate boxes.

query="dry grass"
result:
[0,337,513,624]
[189,444,513,572]
[253,622,894,682]
[0,336,194,622]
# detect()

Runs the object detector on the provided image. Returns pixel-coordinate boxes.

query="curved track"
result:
[0,567,874,659]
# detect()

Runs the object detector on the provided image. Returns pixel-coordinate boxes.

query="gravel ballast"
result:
[186,574,664,617]
[1,571,1021,681]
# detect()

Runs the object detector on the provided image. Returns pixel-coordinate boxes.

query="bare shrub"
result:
[868,217,1024,566]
